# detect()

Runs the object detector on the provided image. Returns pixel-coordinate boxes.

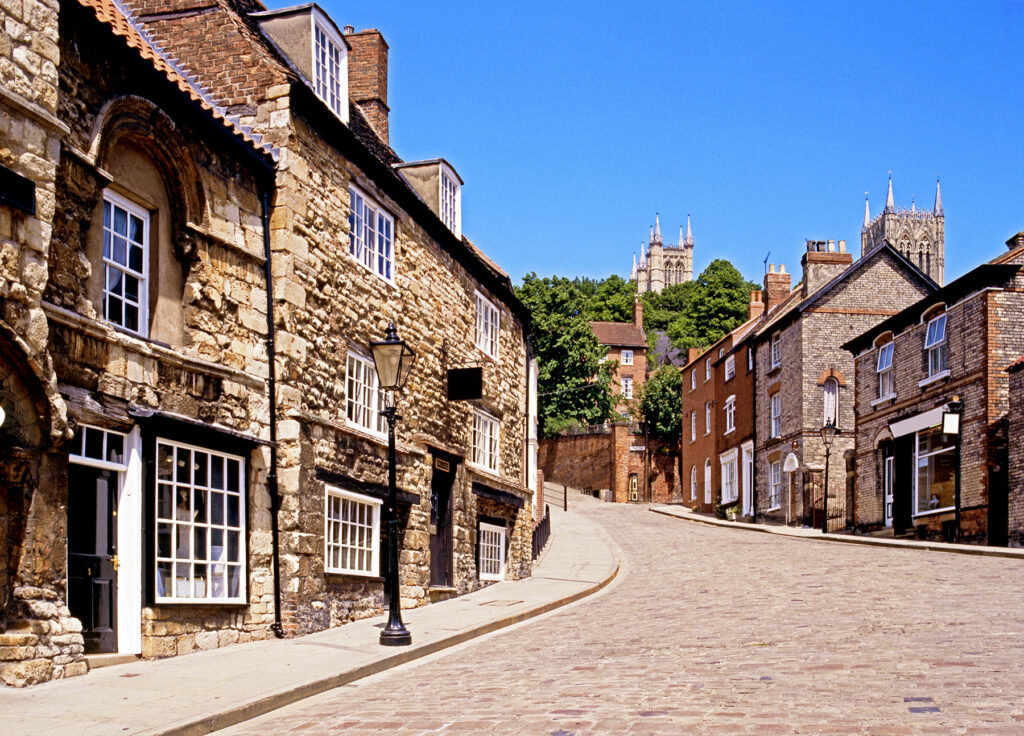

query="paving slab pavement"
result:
[0,493,619,736]
[651,502,1024,559]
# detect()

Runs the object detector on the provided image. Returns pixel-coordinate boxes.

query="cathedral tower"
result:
[633,213,695,293]
[861,176,945,285]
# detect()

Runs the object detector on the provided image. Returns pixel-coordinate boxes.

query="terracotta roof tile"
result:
[589,321,647,348]
[77,0,277,162]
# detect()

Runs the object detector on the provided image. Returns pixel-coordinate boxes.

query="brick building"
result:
[844,237,1024,545]
[753,240,936,529]
[1008,356,1024,543]
[590,298,648,413]
[1,0,533,686]
[681,341,718,512]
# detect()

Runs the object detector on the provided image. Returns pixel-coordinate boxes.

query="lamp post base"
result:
[379,626,412,646]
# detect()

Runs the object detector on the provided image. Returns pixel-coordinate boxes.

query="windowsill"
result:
[768,362,781,375]
[350,252,399,290]
[871,393,897,407]
[913,507,955,519]
[765,505,781,512]
[344,420,388,445]
[468,462,502,481]
[152,599,248,607]
[918,370,950,388]
[479,575,505,583]
[725,375,734,382]
[325,571,383,582]
[724,427,735,436]
[476,345,499,362]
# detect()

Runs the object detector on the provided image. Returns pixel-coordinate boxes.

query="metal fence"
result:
[532,504,551,560]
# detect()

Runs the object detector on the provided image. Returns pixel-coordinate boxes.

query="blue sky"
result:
[320,0,1024,286]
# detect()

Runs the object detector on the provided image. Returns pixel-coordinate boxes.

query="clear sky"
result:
[318,0,1024,286]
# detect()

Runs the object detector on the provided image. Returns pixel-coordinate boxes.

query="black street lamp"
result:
[819,422,839,535]
[943,395,964,542]
[370,323,416,647]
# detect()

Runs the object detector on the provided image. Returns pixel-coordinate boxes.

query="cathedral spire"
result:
[863,193,871,228]
[631,252,637,281]
[885,174,895,213]
[684,214,694,247]
[653,213,662,243]
[678,226,684,247]
[934,177,943,215]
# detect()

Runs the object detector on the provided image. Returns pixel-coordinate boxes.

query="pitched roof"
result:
[589,321,647,348]
[78,0,278,162]
[755,242,937,339]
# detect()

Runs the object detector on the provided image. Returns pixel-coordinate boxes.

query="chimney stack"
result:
[633,296,643,330]
[345,28,390,145]
[747,289,765,321]
[801,238,853,297]
[763,264,792,313]
[1006,231,1024,252]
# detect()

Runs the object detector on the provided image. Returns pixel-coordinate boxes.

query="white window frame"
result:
[690,371,696,391]
[768,460,782,510]
[704,402,711,435]
[741,441,754,516]
[724,355,735,381]
[439,164,462,238]
[471,409,500,473]
[102,190,149,337]
[747,346,754,372]
[621,376,633,399]
[621,349,634,366]
[877,342,894,399]
[724,395,736,434]
[704,459,712,504]
[914,425,956,517]
[478,521,505,581]
[770,333,781,368]
[475,290,500,359]
[705,359,711,381]
[324,486,381,577]
[70,424,129,469]
[690,412,696,442]
[154,439,246,604]
[925,314,948,377]
[346,351,386,437]
[823,377,839,427]
[690,465,697,501]
[348,186,395,283]
[770,392,781,438]
[312,11,348,122]
[720,449,738,504]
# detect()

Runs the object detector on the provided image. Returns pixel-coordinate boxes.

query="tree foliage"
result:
[655,260,757,350]
[636,366,683,440]
[516,274,618,438]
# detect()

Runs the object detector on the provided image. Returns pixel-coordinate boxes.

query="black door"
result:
[893,435,914,535]
[68,465,118,653]
[429,460,454,587]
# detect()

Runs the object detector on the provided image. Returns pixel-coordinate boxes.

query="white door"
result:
[704,461,712,505]
[741,443,754,516]
[884,455,894,528]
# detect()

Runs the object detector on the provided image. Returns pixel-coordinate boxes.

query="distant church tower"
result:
[861,176,945,285]
[632,213,694,293]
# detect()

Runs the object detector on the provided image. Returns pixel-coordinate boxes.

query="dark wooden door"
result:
[68,465,118,653]
[429,462,454,587]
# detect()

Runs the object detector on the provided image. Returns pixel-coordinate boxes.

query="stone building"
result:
[1,0,279,686]
[844,236,1024,545]
[590,298,648,413]
[862,176,945,285]
[752,240,936,529]
[632,214,694,293]
[117,0,534,640]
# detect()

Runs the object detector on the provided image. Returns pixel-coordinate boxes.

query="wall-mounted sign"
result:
[447,367,483,401]
[434,458,450,473]
[630,445,645,452]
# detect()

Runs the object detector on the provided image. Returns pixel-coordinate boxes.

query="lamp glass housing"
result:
[819,423,838,447]
[371,324,416,392]
[942,411,961,436]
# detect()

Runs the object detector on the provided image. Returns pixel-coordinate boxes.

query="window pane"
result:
[157,523,172,558]
[176,449,191,483]
[211,491,224,525]
[211,455,225,489]
[227,459,240,492]
[227,495,239,527]
[158,444,173,481]
[175,562,190,598]
[193,451,208,487]
[176,525,191,559]
[211,528,224,560]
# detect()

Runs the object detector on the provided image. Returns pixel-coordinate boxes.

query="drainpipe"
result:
[261,189,284,638]
[750,344,757,524]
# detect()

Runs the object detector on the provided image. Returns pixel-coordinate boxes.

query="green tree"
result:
[517,274,618,437]
[585,274,634,323]
[663,260,757,350]
[636,366,683,440]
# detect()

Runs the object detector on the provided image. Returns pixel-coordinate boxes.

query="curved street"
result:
[218,496,1024,735]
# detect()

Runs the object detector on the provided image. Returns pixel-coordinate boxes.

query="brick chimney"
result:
[633,296,643,329]
[1007,231,1024,252]
[345,28,389,145]
[747,290,764,321]
[687,347,702,364]
[801,239,853,297]
[763,264,792,313]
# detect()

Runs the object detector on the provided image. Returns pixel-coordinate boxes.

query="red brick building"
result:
[845,237,1024,544]
[1008,354,1024,542]
[590,299,648,415]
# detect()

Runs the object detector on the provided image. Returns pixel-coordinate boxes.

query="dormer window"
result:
[314,19,346,119]
[392,159,462,237]
[441,168,460,235]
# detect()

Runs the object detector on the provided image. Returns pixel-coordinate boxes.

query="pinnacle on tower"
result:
[653,213,662,243]
[678,226,684,247]
[885,175,895,213]
[863,193,870,228]
[934,177,943,215]
[684,214,693,247]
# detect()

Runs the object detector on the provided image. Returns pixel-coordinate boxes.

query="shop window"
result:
[478,521,505,581]
[915,425,955,515]
[325,486,381,576]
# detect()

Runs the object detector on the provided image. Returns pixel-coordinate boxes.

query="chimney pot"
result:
[769,264,776,273]
[827,239,835,252]
[780,264,786,273]
[838,239,846,253]
[343,24,354,34]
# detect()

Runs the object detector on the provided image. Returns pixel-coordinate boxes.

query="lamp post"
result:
[943,395,963,542]
[819,423,839,535]
[370,323,416,647]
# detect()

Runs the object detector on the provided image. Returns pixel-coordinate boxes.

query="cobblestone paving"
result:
[218,500,1024,734]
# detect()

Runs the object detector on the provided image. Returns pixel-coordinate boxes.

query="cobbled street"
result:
[217,498,1024,735]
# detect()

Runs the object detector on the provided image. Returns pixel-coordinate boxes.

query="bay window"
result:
[915,425,956,515]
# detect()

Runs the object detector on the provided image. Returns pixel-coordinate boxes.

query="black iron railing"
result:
[532,504,551,560]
